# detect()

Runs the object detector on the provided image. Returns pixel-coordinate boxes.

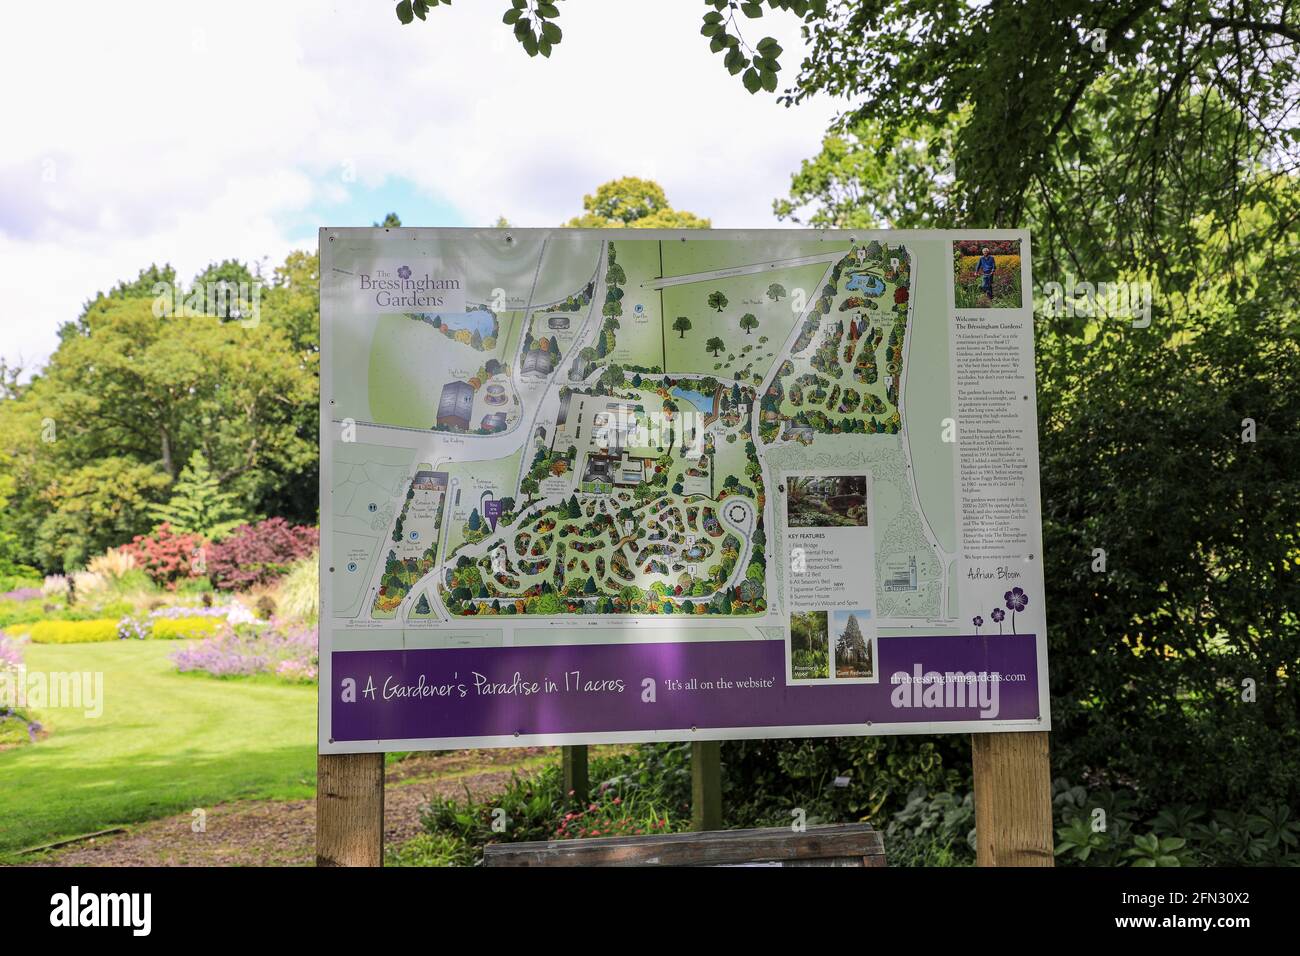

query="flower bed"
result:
[171,622,317,683]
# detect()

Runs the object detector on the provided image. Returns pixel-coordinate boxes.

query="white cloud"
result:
[0,0,844,371]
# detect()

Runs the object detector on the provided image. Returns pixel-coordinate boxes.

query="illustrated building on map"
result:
[480,412,508,433]
[437,380,475,431]
[412,470,448,493]
[582,451,646,488]
[882,555,918,592]
[568,354,594,382]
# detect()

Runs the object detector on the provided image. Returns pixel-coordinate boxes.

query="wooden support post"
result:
[971,731,1053,866]
[691,740,722,831]
[316,752,385,867]
[562,745,589,803]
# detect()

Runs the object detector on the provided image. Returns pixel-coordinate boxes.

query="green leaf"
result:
[395,0,413,25]
[742,66,761,93]
[412,0,428,20]
[503,9,521,24]
[514,18,530,39]
[701,22,721,37]
[742,2,763,17]
[541,21,562,42]
[538,38,552,57]
[710,34,726,53]
[537,2,560,16]
[760,68,778,92]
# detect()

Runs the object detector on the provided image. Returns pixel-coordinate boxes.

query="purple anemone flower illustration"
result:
[991,607,1006,633]
[972,615,983,633]
[1003,588,1028,634]
[397,265,412,280]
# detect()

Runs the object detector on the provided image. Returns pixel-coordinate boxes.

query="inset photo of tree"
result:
[952,239,1022,308]
[831,609,876,680]
[785,474,869,528]
[789,610,830,680]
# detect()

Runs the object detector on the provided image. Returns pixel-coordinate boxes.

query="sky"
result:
[0,1,845,374]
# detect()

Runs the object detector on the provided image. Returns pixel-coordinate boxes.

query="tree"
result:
[32,459,172,572]
[373,212,402,227]
[562,176,712,229]
[707,291,728,312]
[415,592,431,615]
[739,313,759,335]
[766,283,787,301]
[774,118,952,229]
[468,508,482,532]
[706,336,725,356]
[0,289,315,571]
[149,449,251,541]
[672,316,693,338]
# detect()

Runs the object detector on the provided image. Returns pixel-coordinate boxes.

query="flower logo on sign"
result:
[397,265,412,280]
[1003,587,1029,634]
[972,615,983,634]
[991,607,1005,633]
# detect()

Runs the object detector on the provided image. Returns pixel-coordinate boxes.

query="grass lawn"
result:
[0,640,315,859]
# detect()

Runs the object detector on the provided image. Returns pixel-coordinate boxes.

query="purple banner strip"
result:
[329,634,1040,742]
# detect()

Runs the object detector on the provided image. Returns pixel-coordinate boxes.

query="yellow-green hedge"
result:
[151,617,223,640]
[8,615,225,644]
[17,619,119,644]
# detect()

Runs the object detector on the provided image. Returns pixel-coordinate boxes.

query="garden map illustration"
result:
[320,228,1049,750]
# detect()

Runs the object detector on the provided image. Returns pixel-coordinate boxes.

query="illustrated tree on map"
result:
[706,336,725,356]
[766,283,786,301]
[672,316,693,338]
[707,291,728,312]
[739,313,759,335]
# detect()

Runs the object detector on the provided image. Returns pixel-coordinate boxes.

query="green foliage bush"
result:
[1052,778,1300,867]
[419,744,693,864]
[1038,313,1300,811]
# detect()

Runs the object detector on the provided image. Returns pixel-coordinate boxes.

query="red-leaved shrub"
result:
[206,518,318,592]
[121,523,205,589]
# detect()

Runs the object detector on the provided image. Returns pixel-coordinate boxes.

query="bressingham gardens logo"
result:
[50,886,151,936]
[359,263,465,311]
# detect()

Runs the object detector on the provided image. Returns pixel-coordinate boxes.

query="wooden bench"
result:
[483,823,885,867]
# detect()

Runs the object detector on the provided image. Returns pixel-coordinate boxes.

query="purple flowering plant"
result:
[1003,587,1029,633]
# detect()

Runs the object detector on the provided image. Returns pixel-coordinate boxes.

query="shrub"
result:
[150,617,224,640]
[0,575,43,596]
[419,744,693,863]
[16,619,121,644]
[120,523,205,589]
[206,518,318,592]
[1052,778,1300,867]
[86,548,137,579]
[275,553,319,623]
